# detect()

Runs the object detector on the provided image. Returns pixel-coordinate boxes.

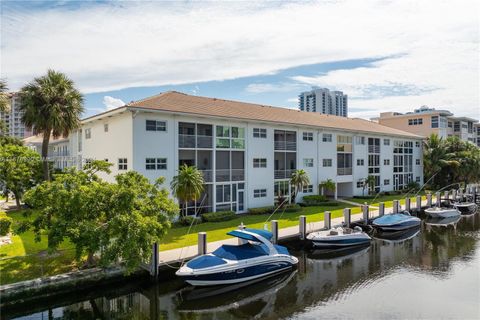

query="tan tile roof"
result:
[127,91,422,138]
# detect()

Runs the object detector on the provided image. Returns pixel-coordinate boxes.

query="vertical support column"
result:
[416,195,422,212]
[436,192,441,207]
[324,211,331,230]
[427,193,432,207]
[198,232,207,256]
[379,202,385,217]
[362,204,369,225]
[393,200,400,214]
[299,216,307,240]
[150,242,159,280]
[405,197,411,212]
[343,208,351,228]
[271,220,278,244]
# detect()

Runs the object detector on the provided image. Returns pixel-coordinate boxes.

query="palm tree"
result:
[19,70,84,181]
[319,179,336,197]
[361,175,376,196]
[423,134,458,187]
[0,80,9,113]
[171,164,205,216]
[290,169,310,203]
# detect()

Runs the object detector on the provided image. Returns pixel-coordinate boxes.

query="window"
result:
[253,128,267,138]
[323,159,332,167]
[408,118,423,126]
[448,121,453,128]
[118,158,128,170]
[146,158,167,170]
[146,120,167,132]
[384,139,390,146]
[355,136,365,145]
[384,179,390,186]
[303,158,314,167]
[357,159,364,166]
[85,128,91,139]
[416,159,421,165]
[104,124,109,132]
[253,158,267,168]
[254,189,267,198]
[384,159,390,165]
[415,141,421,148]
[216,126,245,149]
[356,181,364,188]
[303,132,313,141]
[431,116,439,128]
[322,133,332,142]
[416,176,421,183]
[302,185,313,193]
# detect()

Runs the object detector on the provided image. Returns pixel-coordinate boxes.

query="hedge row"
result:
[0,216,12,236]
[177,210,238,226]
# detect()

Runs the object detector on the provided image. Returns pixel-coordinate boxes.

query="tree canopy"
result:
[171,164,205,216]
[22,161,178,271]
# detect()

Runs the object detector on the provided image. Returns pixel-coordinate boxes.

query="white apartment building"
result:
[299,87,348,117]
[63,91,423,215]
[23,135,72,171]
[0,93,33,139]
[475,123,480,147]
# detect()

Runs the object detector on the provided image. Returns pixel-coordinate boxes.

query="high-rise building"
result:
[0,93,33,139]
[298,87,348,117]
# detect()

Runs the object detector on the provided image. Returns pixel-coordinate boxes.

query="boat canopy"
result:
[227,228,273,242]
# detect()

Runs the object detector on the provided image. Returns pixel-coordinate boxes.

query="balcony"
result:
[368,145,380,153]
[200,170,213,183]
[274,141,296,151]
[275,169,294,179]
[179,134,213,149]
[215,169,245,182]
[337,167,352,176]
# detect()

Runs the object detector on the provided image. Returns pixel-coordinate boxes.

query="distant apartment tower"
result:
[372,106,479,144]
[298,87,348,117]
[0,93,33,139]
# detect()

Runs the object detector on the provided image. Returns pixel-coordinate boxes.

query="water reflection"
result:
[6,213,480,320]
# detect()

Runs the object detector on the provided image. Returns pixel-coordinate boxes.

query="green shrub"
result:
[202,211,236,222]
[353,195,375,199]
[178,216,202,226]
[282,204,302,212]
[302,195,328,206]
[0,216,12,236]
[248,206,275,215]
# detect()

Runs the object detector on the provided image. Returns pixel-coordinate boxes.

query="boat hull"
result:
[455,203,478,215]
[372,214,421,232]
[424,207,460,218]
[179,260,297,286]
[309,235,371,248]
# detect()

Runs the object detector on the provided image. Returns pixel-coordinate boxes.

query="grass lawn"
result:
[0,210,76,285]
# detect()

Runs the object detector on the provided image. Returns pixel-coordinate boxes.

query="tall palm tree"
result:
[0,80,9,113]
[19,70,84,181]
[290,169,310,203]
[171,164,205,216]
[423,133,458,187]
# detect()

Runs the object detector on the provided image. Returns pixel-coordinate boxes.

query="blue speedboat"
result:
[306,226,371,248]
[176,228,298,286]
[372,212,421,231]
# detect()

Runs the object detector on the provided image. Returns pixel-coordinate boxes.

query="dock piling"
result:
[379,202,385,217]
[343,208,351,228]
[444,191,449,201]
[416,195,422,212]
[198,232,207,255]
[393,200,400,214]
[271,220,278,244]
[324,211,331,229]
[427,193,432,207]
[150,242,159,280]
[405,198,411,212]
[435,192,441,207]
[452,189,457,200]
[362,204,369,225]
[299,216,307,240]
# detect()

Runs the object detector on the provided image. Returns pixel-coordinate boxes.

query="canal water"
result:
[5,213,480,320]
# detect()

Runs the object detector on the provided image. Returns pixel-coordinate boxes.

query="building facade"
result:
[298,87,348,117]
[0,93,33,139]
[475,123,480,147]
[23,134,73,171]
[68,91,423,215]
[373,106,479,144]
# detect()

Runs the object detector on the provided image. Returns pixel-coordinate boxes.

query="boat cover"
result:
[226,228,273,242]
[374,214,411,225]
[187,255,227,269]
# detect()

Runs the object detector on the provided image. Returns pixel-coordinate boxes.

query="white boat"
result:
[453,202,478,215]
[371,212,421,231]
[306,226,371,248]
[424,206,460,218]
[176,228,298,286]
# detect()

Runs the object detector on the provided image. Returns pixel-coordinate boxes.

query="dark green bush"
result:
[202,211,236,222]
[178,216,202,226]
[302,195,328,206]
[0,216,12,236]
[282,204,302,212]
[248,206,275,215]
[353,195,375,199]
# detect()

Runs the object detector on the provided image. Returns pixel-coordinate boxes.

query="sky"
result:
[1,0,479,120]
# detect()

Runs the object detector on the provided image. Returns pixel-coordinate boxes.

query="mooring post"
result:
[198,232,207,256]
[343,208,351,228]
[452,189,457,200]
[238,222,247,244]
[362,203,369,225]
[324,211,331,229]
[427,193,432,207]
[436,192,441,207]
[393,200,400,214]
[444,191,449,201]
[405,197,411,212]
[416,195,422,212]
[299,215,307,240]
[379,202,385,217]
[150,242,159,280]
[271,220,279,244]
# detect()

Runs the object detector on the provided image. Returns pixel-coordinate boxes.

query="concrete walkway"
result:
[337,198,379,209]
[158,198,429,267]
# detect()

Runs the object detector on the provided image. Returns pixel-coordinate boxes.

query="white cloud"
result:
[102,96,125,110]
[1,1,479,117]
[245,82,304,93]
